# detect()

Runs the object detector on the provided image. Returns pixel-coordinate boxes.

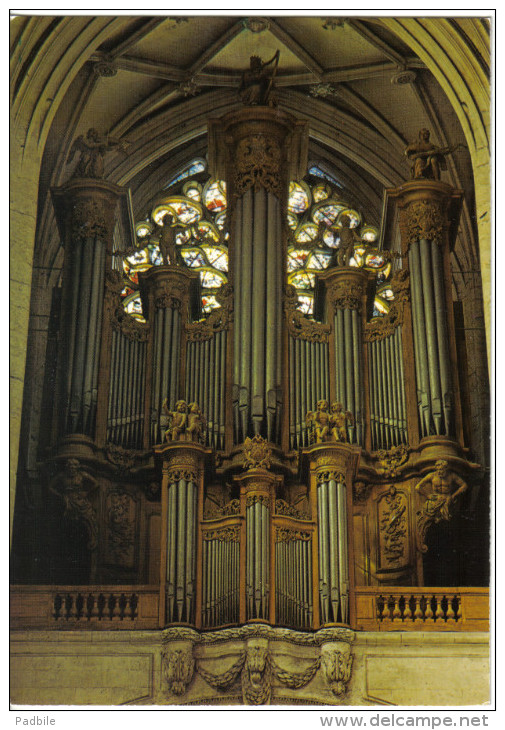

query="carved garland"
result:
[364,269,410,342]
[284,285,330,343]
[275,498,310,520]
[186,284,233,341]
[316,470,346,484]
[246,494,271,508]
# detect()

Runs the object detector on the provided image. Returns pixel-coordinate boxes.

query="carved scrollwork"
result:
[162,647,195,696]
[202,525,240,542]
[284,285,330,342]
[186,284,233,341]
[375,443,410,478]
[243,435,272,470]
[165,468,199,484]
[378,486,409,567]
[104,442,138,473]
[404,199,444,249]
[162,447,203,484]
[246,493,271,508]
[364,269,411,342]
[204,498,241,520]
[316,470,346,485]
[104,489,136,567]
[234,134,282,198]
[275,527,311,542]
[112,310,149,341]
[275,498,310,520]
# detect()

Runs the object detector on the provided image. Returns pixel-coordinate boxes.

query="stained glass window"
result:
[126,176,228,319]
[164,158,206,189]
[286,174,390,317]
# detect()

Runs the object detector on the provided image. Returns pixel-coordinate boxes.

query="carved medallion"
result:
[404,199,444,248]
[234,134,282,198]
[243,435,272,470]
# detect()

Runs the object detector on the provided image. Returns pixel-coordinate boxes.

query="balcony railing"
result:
[10,585,489,632]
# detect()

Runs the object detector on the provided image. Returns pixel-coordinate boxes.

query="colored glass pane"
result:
[287,212,298,230]
[201,294,221,313]
[308,164,339,186]
[287,250,310,271]
[296,295,314,315]
[374,296,390,315]
[313,203,343,227]
[200,270,227,288]
[288,181,310,214]
[201,245,228,272]
[323,228,340,248]
[295,222,318,243]
[312,184,331,202]
[361,225,378,243]
[204,180,227,213]
[337,208,360,228]
[306,251,332,270]
[165,159,206,189]
[181,250,206,268]
[364,252,385,269]
[136,222,152,239]
[215,212,227,230]
[289,272,315,289]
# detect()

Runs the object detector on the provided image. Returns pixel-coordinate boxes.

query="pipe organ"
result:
[45,106,478,633]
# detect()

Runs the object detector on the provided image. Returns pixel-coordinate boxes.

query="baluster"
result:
[424,595,433,620]
[403,595,412,620]
[446,595,455,621]
[414,596,423,620]
[457,596,463,620]
[435,595,444,620]
[380,595,391,620]
[392,596,402,620]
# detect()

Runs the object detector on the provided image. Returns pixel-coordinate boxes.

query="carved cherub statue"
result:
[67,127,128,179]
[334,214,362,267]
[154,212,179,266]
[330,401,354,442]
[239,50,280,106]
[404,128,462,181]
[306,399,331,443]
[163,399,188,441]
[186,402,206,442]
[416,459,468,522]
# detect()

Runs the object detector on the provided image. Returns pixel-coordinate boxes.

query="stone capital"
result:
[138,265,198,319]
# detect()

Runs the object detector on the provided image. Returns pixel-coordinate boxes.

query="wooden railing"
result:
[10,585,160,630]
[353,587,489,632]
[11,585,489,632]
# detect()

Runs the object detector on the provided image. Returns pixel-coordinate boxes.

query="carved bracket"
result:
[284,285,330,342]
[186,284,233,341]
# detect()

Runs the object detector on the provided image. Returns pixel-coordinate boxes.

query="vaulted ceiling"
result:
[11,14,490,293]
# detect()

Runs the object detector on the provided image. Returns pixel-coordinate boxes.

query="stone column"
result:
[394,180,464,443]
[305,443,360,626]
[155,441,211,626]
[210,108,307,445]
[51,179,123,439]
[139,266,198,447]
[320,268,372,446]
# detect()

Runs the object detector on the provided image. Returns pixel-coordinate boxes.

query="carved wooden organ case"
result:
[46,107,477,631]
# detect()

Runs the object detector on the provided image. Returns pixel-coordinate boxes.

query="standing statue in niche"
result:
[416,459,468,552]
[330,401,354,442]
[154,212,179,266]
[333,214,362,267]
[404,128,462,181]
[67,127,128,179]
[48,458,98,550]
[239,50,280,106]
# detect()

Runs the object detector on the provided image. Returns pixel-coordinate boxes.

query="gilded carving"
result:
[233,134,282,198]
[275,498,310,521]
[284,285,330,342]
[321,645,353,697]
[48,459,98,551]
[162,647,195,695]
[163,623,354,646]
[163,400,206,444]
[112,310,150,341]
[246,493,271,508]
[275,527,311,542]
[162,448,203,484]
[316,470,346,485]
[378,486,409,568]
[243,435,272,470]
[202,525,240,542]
[70,196,110,241]
[204,498,240,520]
[186,284,233,341]
[416,460,468,553]
[375,443,410,479]
[306,400,353,444]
